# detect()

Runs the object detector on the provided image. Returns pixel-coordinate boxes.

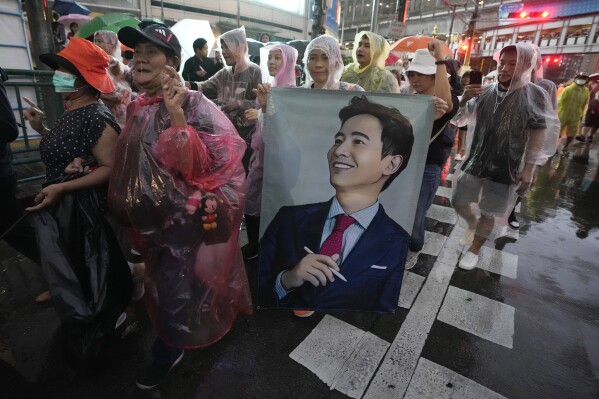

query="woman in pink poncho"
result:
[107,25,252,390]
[242,44,298,259]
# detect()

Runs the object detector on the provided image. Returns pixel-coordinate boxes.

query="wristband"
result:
[435,60,446,65]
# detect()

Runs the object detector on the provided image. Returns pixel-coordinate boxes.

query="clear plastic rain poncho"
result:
[197,26,261,140]
[302,35,345,90]
[94,30,132,128]
[258,44,298,87]
[245,44,299,217]
[454,42,559,218]
[107,90,252,348]
[340,31,400,93]
[531,44,558,111]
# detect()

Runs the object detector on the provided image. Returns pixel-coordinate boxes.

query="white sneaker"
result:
[458,251,479,270]
[459,229,475,246]
[454,154,463,161]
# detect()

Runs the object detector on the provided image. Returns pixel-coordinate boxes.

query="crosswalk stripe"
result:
[399,271,426,309]
[435,185,452,199]
[289,315,390,399]
[363,261,455,399]
[426,204,458,224]
[437,286,515,349]
[476,246,518,279]
[421,231,448,257]
[404,357,508,399]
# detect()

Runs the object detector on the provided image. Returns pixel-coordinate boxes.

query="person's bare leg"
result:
[454,203,478,230]
[468,214,495,255]
[564,136,574,150]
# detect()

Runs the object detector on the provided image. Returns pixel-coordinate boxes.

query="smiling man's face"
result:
[327,114,393,192]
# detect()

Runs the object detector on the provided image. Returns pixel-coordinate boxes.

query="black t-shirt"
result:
[182,56,223,83]
[426,93,459,166]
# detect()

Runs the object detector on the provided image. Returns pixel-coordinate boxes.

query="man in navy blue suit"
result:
[257,96,414,314]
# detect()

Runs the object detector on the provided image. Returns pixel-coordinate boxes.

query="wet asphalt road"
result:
[0,140,598,399]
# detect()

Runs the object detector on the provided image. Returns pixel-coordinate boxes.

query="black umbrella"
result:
[53,0,90,16]
[287,40,309,64]
[246,38,265,57]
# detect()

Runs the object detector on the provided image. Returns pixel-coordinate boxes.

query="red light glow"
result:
[553,58,559,63]
[541,11,550,18]
[519,11,528,18]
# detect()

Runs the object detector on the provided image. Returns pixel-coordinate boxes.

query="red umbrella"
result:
[391,35,453,57]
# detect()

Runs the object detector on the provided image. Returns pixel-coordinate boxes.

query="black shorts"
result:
[583,110,599,129]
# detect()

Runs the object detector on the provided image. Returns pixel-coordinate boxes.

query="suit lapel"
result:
[292,200,331,257]
[335,207,397,281]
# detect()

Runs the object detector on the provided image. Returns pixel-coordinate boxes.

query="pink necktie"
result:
[319,215,356,259]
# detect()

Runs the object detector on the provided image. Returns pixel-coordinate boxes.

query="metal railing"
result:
[4,69,64,183]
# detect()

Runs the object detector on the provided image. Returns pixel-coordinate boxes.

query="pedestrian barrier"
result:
[4,69,63,183]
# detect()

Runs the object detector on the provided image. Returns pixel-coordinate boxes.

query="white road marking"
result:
[289,315,389,399]
[426,204,458,224]
[435,185,452,199]
[421,231,447,257]
[437,286,515,349]
[404,357,508,399]
[477,246,518,279]
[363,260,455,399]
[399,272,426,309]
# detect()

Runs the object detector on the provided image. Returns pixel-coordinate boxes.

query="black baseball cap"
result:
[118,24,181,58]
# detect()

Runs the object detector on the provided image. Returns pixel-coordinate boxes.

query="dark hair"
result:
[260,32,270,41]
[70,22,78,29]
[499,45,517,58]
[193,38,208,52]
[461,70,471,80]
[338,96,414,191]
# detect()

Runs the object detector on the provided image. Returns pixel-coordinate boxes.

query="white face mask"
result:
[575,79,587,86]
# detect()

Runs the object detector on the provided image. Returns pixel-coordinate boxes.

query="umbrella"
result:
[246,38,264,57]
[57,14,92,28]
[77,13,140,39]
[53,0,90,16]
[391,35,453,57]
[286,40,309,64]
[170,19,215,77]
[139,18,167,30]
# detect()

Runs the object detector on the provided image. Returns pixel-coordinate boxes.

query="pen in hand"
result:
[303,246,348,283]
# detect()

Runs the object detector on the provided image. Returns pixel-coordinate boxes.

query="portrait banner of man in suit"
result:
[257,90,435,313]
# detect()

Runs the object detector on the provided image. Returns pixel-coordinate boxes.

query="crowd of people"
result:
[2,19,597,390]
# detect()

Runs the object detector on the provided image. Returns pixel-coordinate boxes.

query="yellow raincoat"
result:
[341,31,400,93]
[557,83,589,137]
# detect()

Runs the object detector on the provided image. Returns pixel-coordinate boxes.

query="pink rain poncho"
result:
[340,31,400,93]
[246,44,298,216]
[107,90,252,348]
[453,42,559,220]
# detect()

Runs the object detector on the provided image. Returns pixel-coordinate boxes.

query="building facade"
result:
[403,0,599,81]
[139,0,310,42]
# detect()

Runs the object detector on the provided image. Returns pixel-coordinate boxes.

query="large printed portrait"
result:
[256,89,435,313]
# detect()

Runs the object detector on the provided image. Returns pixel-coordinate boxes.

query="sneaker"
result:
[458,251,479,270]
[575,135,587,143]
[454,154,463,161]
[458,229,475,246]
[115,312,127,330]
[136,351,184,390]
[293,310,315,318]
[241,242,260,260]
[132,275,145,301]
[508,214,520,229]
